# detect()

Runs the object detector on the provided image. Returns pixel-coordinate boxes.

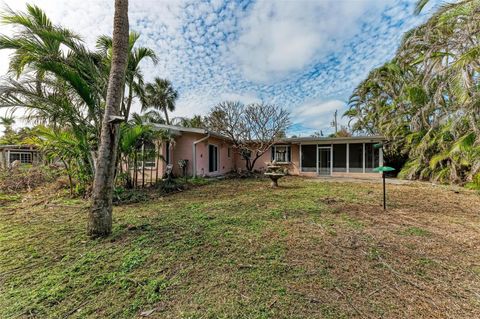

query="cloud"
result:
[0,0,443,135]
[292,99,346,131]
[231,0,394,82]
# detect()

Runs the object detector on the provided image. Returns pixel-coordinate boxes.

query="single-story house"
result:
[0,144,42,169]
[150,124,385,178]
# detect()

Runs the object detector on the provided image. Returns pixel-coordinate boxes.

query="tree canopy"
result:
[346,0,480,187]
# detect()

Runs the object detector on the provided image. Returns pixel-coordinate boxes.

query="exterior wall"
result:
[0,150,5,169]
[193,135,235,177]
[0,147,41,170]
[232,144,301,175]
[142,134,384,179]
[168,132,235,177]
[170,132,195,176]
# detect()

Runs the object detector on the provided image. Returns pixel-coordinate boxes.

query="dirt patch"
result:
[285,182,480,318]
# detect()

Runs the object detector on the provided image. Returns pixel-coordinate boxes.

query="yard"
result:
[1,177,479,318]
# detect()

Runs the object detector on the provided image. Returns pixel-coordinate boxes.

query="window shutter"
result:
[287,146,291,162]
[271,146,275,161]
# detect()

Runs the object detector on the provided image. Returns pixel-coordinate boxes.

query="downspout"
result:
[192,132,210,178]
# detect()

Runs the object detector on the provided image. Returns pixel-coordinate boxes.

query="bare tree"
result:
[207,101,290,172]
[88,0,129,238]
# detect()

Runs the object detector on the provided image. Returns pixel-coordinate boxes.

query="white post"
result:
[362,143,365,173]
[316,145,319,175]
[330,144,333,176]
[299,144,302,173]
[379,147,384,166]
[346,143,349,173]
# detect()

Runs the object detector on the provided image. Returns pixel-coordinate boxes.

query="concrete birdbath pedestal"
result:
[264,162,286,188]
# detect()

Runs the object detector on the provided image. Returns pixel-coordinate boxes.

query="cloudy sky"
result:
[0,0,440,135]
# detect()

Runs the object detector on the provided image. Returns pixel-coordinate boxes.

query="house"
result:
[150,124,385,178]
[0,144,42,169]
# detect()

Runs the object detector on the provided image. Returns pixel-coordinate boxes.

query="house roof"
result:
[151,124,231,140]
[278,135,385,144]
[0,144,39,151]
[151,124,385,145]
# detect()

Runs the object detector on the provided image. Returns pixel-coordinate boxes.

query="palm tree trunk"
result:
[88,0,129,238]
[163,108,170,125]
[124,79,134,120]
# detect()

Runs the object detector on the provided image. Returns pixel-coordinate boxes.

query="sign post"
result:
[373,166,395,210]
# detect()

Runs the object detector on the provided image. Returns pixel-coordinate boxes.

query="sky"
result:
[0,0,441,136]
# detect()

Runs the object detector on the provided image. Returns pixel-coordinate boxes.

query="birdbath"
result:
[264,161,286,188]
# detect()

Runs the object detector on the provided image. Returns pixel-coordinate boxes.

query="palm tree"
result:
[0,115,15,135]
[346,0,480,186]
[88,0,129,238]
[0,4,159,196]
[142,78,178,125]
[96,31,157,121]
[0,4,106,181]
[129,110,165,126]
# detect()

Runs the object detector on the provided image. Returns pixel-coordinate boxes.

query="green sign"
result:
[373,166,395,173]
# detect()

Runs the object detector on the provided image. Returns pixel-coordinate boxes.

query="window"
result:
[271,145,291,163]
[227,147,231,158]
[142,141,156,168]
[9,152,32,164]
[208,144,218,172]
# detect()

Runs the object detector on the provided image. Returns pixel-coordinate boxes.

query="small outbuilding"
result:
[0,145,42,169]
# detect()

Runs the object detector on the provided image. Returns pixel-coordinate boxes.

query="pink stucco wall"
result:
[233,144,301,175]
[166,132,236,177]
[193,135,235,177]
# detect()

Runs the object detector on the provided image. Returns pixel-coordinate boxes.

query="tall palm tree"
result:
[142,78,178,125]
[89,0,129,238]
[96,31,157,121]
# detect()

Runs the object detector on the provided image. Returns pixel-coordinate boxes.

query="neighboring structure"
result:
[0,145,42,169]
[151,124,385,178]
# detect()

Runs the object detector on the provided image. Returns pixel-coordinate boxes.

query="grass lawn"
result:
[1,177,479,318]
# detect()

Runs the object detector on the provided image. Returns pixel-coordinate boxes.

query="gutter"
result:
[192,132,210,178]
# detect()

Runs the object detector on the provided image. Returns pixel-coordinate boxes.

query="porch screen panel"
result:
[365,143,379,172]
[349,143,363,172]
[333,144,346,172]
[301,145,316,172]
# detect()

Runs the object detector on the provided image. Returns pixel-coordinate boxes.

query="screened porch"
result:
[299,142,383,175]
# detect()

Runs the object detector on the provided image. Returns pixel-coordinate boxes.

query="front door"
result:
[317,147,331,175]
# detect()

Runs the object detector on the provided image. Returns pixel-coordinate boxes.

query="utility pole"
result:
[331,110,338,134]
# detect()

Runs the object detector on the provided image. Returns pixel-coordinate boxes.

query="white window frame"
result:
[138,142,157,170]
[9,151,33,164]
[272,145,291,163]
